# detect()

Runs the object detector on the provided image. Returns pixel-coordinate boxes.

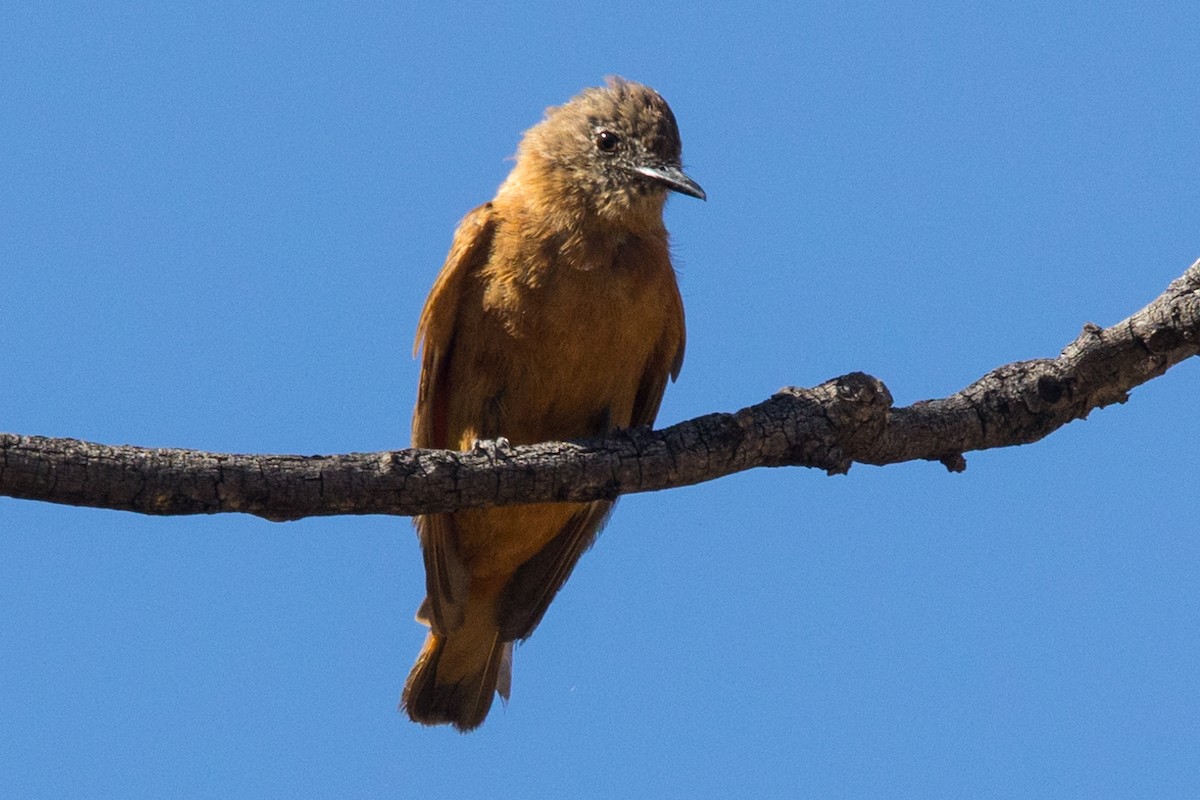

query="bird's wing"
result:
[412,202,496,635]
[630,279,686,428]
[496,279,686,641]
[497,500,615,641]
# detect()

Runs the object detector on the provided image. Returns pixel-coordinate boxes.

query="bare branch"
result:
[3,259,1197,521]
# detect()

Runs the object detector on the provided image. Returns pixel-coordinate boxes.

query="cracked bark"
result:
[2,259,1198,522]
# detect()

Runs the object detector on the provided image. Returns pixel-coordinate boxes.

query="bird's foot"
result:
[470,436,513,459]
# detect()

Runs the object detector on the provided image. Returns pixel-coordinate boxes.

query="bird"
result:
[402,77,704,731]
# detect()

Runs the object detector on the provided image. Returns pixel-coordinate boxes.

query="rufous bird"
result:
[403,77,704,730]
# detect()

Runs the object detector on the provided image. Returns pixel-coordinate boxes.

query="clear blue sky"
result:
[3,3,1199,798]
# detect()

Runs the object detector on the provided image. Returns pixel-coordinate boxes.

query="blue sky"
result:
[3,3,1199,798]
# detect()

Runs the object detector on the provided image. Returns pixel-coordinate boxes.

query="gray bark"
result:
[3,259,1197,522]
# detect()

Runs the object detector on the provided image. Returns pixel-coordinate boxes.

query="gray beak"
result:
[631,163,706,200]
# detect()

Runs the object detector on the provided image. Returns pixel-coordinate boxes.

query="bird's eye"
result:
[595,130,620,153]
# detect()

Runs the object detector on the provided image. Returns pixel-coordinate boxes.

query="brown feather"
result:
[404,78,700,730]
[497,500,615,641]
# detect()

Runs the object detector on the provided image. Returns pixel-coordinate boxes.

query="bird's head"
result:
[513,77,704,229]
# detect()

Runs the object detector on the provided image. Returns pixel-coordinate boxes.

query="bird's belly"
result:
[456,500,586,577]
[504,275,666,438]
[451,269,669,571]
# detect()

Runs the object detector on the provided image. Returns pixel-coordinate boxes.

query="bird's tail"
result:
[401,598,513,732]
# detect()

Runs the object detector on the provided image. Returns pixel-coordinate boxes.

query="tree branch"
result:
[3,260,1198,521]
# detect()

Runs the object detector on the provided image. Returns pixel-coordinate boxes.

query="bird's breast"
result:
[474,232,680,443]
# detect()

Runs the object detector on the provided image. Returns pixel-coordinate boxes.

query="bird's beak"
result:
[632,163,706,201]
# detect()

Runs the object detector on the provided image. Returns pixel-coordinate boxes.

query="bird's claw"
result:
[470,436,513,459]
